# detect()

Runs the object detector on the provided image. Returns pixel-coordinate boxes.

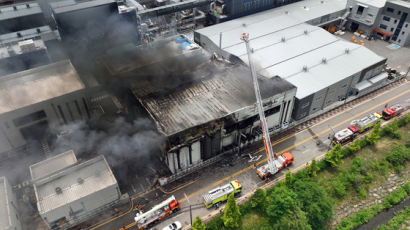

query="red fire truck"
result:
[134,196,180,230]
[382,104,404,120]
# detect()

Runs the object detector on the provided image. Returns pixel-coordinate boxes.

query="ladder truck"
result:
[134,195,180,230]
[240,33,294,180]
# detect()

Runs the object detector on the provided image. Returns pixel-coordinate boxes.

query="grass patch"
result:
[241,212,271,230]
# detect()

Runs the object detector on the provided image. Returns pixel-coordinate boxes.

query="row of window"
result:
[380,24,407,35]
[386,7,402,16]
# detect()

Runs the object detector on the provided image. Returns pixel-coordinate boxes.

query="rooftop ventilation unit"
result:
[77,177,84,184]
[302,65,308,72]
[285,11,289,14]
[304,30,308,35]
[345,48,350,54]
[281,37,286,42]
[322,58,327,64]
[55,187,63,194]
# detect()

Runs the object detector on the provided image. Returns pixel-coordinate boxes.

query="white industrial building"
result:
[0,176,22,230]
[0,60,90,159]
[31,152,121,229]
[195,0,387,121]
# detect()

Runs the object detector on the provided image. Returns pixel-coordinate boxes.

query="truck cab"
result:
[382,104,404,120]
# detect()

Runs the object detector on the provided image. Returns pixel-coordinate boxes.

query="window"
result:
[391,28,394,32]
[402,31,405,35]
[383,16,390,21]
[380,24,388,29]
[357,5,364,15]
[368,13,373,17]
[13,111,46,127]
[387,7,394,13]
[394,19,397,23]
[398,11,401,15]
[405,24,408,28]
[57,105,67,124]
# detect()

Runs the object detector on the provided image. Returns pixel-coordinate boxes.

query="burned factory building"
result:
[96,35,296,178]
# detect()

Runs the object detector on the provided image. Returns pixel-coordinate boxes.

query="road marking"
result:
[158,179,199,195]
[178,88,410,203]
[90,200,134,230]
[95,84,409,229]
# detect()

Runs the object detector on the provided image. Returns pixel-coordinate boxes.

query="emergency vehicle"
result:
[202,180,242,208]
[134,196,180,230]
[382,104,404,120]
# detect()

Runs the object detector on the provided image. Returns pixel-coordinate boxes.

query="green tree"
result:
[285,171,295,188]
[265,186,298,224]
[272,207,312,230]
[222,193,241,229]
[192,216,206,230]
[349,140,361,153]
[250,188,266,211]
[325,144,344,167]
[294,180,333,230]
[308,159,320,177]
[366,122,381,144]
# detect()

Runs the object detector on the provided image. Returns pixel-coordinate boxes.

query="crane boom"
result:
[240,33,277,173]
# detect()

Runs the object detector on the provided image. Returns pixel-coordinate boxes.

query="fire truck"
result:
[134,196,180,230]
[256,152,294,179]
[349,112,381,133]
[240,33,295,181]
[202,180,242,208]
[382,104,404,120]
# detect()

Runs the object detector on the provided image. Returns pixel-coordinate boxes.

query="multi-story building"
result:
[0,60,90,159]
[376,0,410,46]
[345,0,386,34]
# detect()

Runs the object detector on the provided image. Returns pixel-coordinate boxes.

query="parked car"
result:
[162,221,182,230]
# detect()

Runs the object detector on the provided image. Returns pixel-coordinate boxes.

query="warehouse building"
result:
[98,35,295,177]
[0,176,22,230]
[195,0,387,121]
[0,60,90,159]
[31,153,121,229]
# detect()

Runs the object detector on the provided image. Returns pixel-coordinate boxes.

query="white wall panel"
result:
[191,141,201,164]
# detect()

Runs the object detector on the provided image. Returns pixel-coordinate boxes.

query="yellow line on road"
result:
[97,85,408,230]
[179,88,410,203]
[159,179,199,194]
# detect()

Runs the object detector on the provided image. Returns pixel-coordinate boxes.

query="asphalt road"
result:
[89,79,409,230]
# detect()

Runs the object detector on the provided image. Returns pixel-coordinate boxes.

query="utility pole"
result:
[184,193,192,226]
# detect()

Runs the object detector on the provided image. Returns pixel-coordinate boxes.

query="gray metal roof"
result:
[196,0,347,39]
[33,155,117,215]
[0,177,10,229]
[30,150,78,181]
[0,60,84,115]
[0,2,42,20]
[0,26,59,44]
[133,64,294,136]
[196,0,385,99]
[51,0,116,14]
[387,0,410,8]
[355,0,386,8]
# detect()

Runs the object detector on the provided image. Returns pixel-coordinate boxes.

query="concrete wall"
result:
[347,0,383,26]
[0,90,90,157]
[42,183,120,228]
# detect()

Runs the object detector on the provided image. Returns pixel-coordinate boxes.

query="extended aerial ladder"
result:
[240,33,279,177]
